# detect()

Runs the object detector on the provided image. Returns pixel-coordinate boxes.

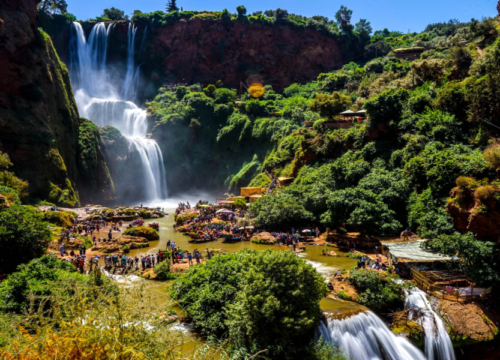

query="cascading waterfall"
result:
[70,22,168,202]
[121,24,138,101]
[404,289,455,360]
[318,311,426,360]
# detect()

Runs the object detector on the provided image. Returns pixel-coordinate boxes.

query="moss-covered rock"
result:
[43,210,77,227]
[123,226,159,240]
[77,119,115,204]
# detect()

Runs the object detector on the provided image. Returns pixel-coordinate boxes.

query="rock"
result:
[324,250,338,257]
[250,232,277,245]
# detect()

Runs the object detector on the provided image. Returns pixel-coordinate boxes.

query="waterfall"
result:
[121,24,138,101]
[405,289,456,360]
[69,22,168,202]
[318,311,426,360]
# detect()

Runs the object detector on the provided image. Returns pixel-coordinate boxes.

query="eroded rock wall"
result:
[0,0,113,206]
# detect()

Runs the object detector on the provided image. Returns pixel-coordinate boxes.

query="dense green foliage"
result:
[423,232,500,287]
[171,250,327,359]
[347,269,410,310]
[0,205,52,273]
[0,255,84,313]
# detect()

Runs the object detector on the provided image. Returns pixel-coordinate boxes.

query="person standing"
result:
[188,252,193,266]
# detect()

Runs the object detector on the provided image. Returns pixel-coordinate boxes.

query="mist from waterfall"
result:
[69,22,168,202]
[318,311,426,360]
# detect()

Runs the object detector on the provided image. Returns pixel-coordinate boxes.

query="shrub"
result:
[122,244,130,253]
[475,185,496,201]
[0,186,20,205]
[153,261,171,280]
[0,255,84,313]
[175,213,198,224]
[347,269,408,310]
[43,210,76,227]
[456,176,479,190]
[139,210,152,219]
[124,208,136,216]
[336,290,352,301]
[309,92,352,118]
[484,145,500,171]
[0,205,52,273]
[123,226,159,240]
[171,250,326,358]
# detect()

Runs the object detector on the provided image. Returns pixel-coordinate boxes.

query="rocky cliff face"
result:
[151,18,344,90]
[0,0,113,206]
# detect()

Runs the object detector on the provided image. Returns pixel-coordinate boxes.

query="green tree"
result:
[236,5,247,17]
[309,92,352,118]
[0,205,52,273]
[171,250,327,358]
[102,7,128,20]
[321,187,401,235]
[225,250,327,355]
[153,261,171,280]
[355,19,372,40]
[38,0,67,14]
[166,0,179,13]
[347,269,410,310]
[335,5,353,28]
[422,232,500,287]
[233,198,247,209]
[249,192,314,227]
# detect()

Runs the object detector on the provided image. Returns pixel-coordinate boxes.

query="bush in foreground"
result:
[171,249,327,359]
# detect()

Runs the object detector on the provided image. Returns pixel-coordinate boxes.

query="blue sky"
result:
[66,0,497,33]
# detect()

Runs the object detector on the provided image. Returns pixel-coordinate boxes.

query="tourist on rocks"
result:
[141,256,145,270]
[187,252,193,266]
[206,248,212,260]
[194,251,200,264]
[59,244,65,257]
[121,255,127,268]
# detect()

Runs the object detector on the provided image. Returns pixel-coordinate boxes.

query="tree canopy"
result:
[102,7,128,20]
[166,0,179,13]
[0,205,52,273]
[171,249,327,358]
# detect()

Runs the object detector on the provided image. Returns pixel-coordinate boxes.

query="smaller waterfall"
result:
[405,289,456,360]
[128,138,168,200]
[318,311,426,360]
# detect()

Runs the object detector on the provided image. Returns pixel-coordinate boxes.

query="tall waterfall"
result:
[70,22,168,202]
[318,311,426,360]
[405,289,456,360]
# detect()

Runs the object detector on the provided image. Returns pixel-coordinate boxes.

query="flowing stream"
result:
[69,22,167,202]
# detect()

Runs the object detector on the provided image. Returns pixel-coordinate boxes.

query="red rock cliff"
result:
[152,18,344,89]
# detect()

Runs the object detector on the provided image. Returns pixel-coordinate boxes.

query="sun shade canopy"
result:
[381,240,452,262]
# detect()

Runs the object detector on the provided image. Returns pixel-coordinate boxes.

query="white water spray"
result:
[70,22,168,202]
[404,288,456,360]
[318,311,426,360]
